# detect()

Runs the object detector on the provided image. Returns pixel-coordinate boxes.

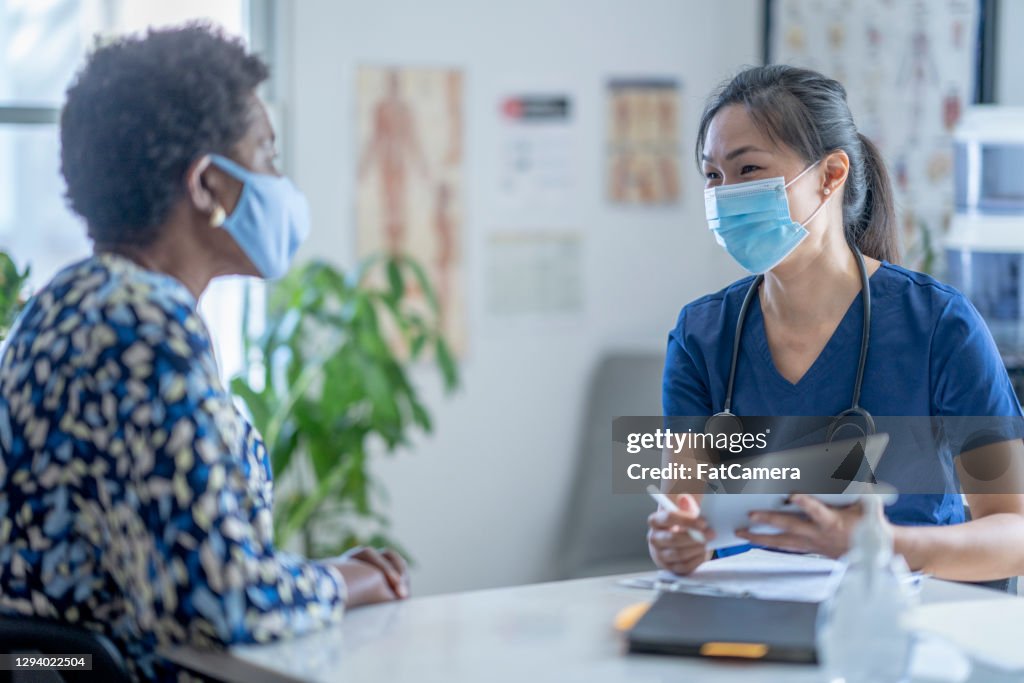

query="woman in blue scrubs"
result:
[647,65,1024,581]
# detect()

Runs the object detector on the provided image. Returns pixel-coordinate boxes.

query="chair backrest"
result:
[970,577,1016,593]
[556,351,665,579]
[0,614,131,683]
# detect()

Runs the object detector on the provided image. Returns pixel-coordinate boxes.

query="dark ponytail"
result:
[851,133,899,264]
[695,65,901,264]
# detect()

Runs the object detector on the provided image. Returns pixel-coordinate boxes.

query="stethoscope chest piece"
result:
[704,411,743,439]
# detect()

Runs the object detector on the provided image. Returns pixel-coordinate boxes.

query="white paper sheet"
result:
[619,549,842,602]
[494,93,577,225]
[485,233,583,315]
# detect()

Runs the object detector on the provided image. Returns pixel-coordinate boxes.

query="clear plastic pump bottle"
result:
[817,495,916,683]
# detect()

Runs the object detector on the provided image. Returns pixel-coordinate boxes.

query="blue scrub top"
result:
[663,262,1023,533]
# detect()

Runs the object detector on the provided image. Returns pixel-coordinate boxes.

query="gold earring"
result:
[209,205,226,227]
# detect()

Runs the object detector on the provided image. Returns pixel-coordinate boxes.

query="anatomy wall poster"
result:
[355,66,466,354]
[606,77,681,206]
[769,0,980,271]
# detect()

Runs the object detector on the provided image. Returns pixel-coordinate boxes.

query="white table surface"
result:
[159,565,1014,683]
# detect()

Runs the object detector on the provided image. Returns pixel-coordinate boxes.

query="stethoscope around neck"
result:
[704,244,876,444]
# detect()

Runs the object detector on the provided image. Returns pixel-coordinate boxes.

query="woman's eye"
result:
[704,171,720,180]
[740,165,761,174]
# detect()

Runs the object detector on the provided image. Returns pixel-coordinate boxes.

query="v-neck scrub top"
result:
[663,262,1023,528]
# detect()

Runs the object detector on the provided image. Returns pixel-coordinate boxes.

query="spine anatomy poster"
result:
[606,77,682,206]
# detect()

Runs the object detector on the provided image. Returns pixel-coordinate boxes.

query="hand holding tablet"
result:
[654,434,896,552]
[702,488,898,553]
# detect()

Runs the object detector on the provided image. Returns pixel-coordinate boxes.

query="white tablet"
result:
[699,434,893,550]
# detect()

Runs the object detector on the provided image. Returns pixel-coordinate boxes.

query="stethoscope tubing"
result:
[714,243,873,434]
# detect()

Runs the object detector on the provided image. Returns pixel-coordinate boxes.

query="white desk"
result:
[160,568,1012,683]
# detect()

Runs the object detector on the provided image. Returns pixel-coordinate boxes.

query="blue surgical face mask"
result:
[209,154,311,280]
[703,160,830,274]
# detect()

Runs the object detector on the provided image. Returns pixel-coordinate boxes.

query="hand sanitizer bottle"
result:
[817,495,916,683]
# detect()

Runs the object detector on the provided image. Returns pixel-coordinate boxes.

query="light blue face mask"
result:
[209,154,311,280]
[703,160,830,274]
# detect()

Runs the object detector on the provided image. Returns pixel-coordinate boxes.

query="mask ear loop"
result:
[788,159,837,227]
[796,193,834,228]
[783,159,822,189]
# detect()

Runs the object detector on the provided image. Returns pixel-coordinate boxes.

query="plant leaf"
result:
[400,256,440,315]
[434,337,459,392]
[386,258,404,301]
[239,255,451,562]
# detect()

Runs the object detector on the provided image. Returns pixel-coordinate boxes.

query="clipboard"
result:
[627,591,819,664]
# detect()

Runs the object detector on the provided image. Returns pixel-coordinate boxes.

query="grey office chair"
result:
[555,351,666,579]
[0,614,131,683]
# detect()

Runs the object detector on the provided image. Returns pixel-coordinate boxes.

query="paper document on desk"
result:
[620,549,841,602]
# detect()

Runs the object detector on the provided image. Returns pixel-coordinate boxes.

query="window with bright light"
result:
[0,0,268,381]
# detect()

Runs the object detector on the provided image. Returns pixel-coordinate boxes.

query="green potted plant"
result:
[0,251,30,342]
[231,254,458,559]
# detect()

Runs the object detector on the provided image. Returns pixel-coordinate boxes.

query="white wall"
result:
[287,0,757,595]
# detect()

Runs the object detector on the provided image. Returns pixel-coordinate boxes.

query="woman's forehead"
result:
[230,97,275,158]
[244,96,274,136]
[704,105,789,162]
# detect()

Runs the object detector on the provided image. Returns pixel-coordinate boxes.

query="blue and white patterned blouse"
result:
[0,254,347,681]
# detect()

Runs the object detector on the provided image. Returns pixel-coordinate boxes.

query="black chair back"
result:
[0,614,131,683]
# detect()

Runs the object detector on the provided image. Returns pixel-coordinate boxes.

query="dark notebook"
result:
[627,592,820,664]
